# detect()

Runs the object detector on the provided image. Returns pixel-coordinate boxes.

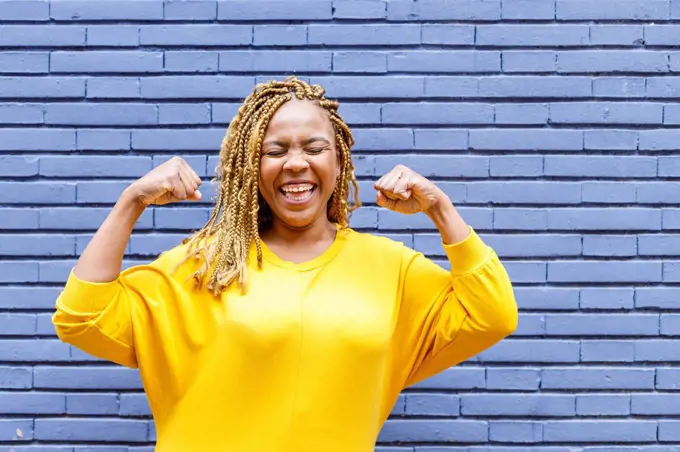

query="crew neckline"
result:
[259,224,350,271]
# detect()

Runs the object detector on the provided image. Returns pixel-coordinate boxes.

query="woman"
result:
[53,77,517,451]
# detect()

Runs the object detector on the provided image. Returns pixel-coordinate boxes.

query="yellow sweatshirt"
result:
[53,226,517,452]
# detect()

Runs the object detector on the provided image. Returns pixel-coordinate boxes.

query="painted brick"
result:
[636,340,680,362]
[495,103,549,124]
[387,0,501,20]
[87,25,139,47]
[502,51,556,73]
[591,25,644,45]
[657,368,680,390]
[541,368,655,390]
[580,340,635,362]
[550,102,663,124]
[34,419,148,442]
[253,25,307,46]
[45,103,157,126]
[514,287,580,311]
[548,261,662,283]
[218,1,332,20]
[0,392,65,414]
[141,76,255,99]
[0,418,33,441]
[422,24,475,45]
[0,234,74,257]
[86,78,139,99]
[583,235,637,257]
[379,420,488,443]
[468,182,581,204]
[462,394,575,416]
[546,314,659,336]
[547,208,661,231]
[0,156,39,176]
[636,287,680,309]
[580,288,635,310]
[51,51,164,74]
[119,394,152,417]
[77,129,131,151]
[0,1,49,20]
[51,1,163,20]
[542,420,657,443]
[478,25,589,46]
[34,367,143,390]
[411,368,486,390]
[0,287,61,310]
[166,51,219,73]
[0,76,85,98]
[140,25,251,46]
[0,129,75,152]
[67,393,119,415]
[383,103,494,125]
[0,52,49,73]
[220,50,331,72]
[333,52,387,73]
[556,0,670,20]
[0,25,85,47]
[40,208,153,231]
[545,156,656,178]
[582,182,636,204]
[404,394,459,417]
[312,76,424,98]
[469,129,583,151]
[388,51,501,73]
[577,395,631,416]
[310,24,420,46]
[1,3,676,449]
[594,76,646,97]
[479,76,592,97]
[489,421,543,443]
[0,366,32,390]
[486,368,541,390]
[502,0,556,19]
[477,340,580,363]
[164,0,217,20]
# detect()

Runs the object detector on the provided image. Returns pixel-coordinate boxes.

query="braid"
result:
[179,76,361,296]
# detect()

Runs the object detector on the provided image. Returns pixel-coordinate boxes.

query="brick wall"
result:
[1,0,679,449]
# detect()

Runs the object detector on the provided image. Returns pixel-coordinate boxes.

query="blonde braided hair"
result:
[178,76,361,295]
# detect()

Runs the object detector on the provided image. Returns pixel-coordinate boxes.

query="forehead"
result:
[264,98,334,138]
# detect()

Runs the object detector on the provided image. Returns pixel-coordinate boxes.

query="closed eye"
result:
[306,148,327,154]
[264,149,286,157]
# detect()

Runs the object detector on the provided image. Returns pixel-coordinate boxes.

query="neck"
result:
[261,216,337,246]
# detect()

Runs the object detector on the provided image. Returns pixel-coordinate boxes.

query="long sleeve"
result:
[52,245,192,369]
[53,269,140,368]
[392,228,518,389]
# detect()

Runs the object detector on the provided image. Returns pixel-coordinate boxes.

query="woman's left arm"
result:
[375,165,518,388]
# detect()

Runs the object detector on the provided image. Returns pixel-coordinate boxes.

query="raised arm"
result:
[53,157,202,367]
[375,165,518,388]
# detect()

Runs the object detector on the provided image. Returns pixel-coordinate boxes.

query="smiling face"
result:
[258,97,340,231]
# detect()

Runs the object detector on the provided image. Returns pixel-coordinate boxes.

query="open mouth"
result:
[280,183,316,203]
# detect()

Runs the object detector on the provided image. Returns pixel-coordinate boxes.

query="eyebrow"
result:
[301,137,331,146]
[263,137,332,148]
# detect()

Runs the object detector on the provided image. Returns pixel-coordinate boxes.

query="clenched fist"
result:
[124,156,203,207]
[374,164,448,215]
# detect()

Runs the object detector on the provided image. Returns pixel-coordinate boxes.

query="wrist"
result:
[117,186,148,218]
[424,192,455,222]
[425,195,470,245]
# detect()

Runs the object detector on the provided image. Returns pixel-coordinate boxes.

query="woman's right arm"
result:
[52,157,202,368]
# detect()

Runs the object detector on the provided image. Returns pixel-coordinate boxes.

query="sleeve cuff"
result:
[442,228,491,276]
[57,270,121,315]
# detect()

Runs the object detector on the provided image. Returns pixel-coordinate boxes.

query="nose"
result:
[282,149,310,172]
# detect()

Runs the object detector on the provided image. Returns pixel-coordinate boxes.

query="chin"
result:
[275,210,323,229]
